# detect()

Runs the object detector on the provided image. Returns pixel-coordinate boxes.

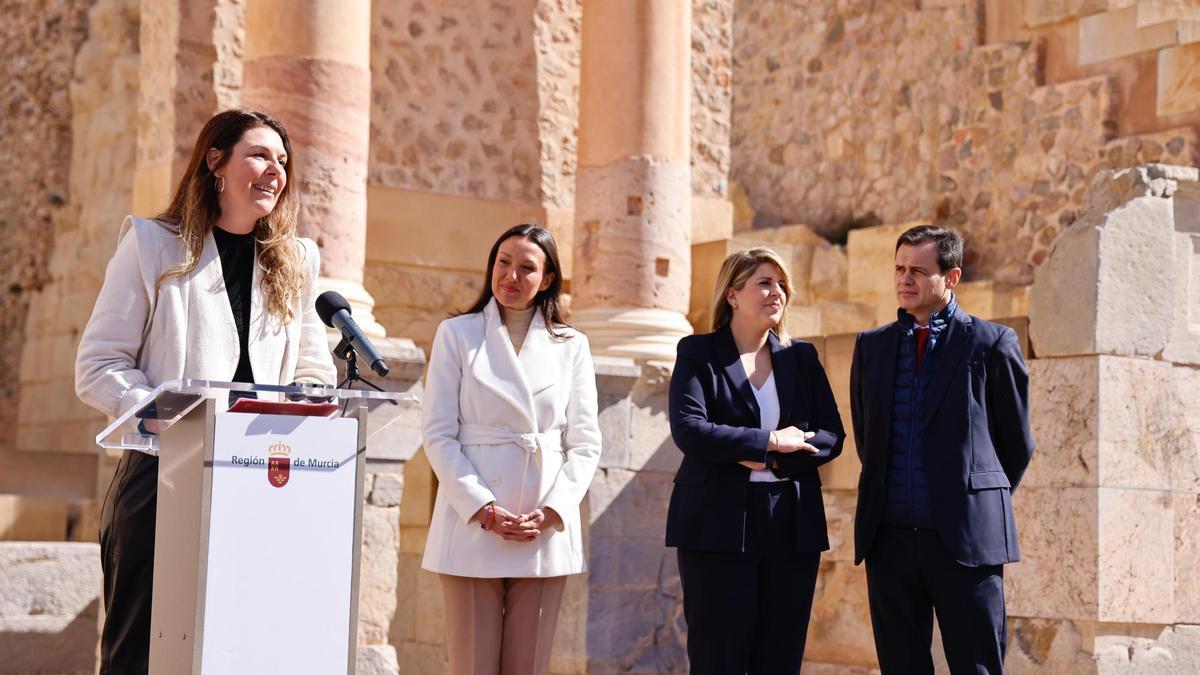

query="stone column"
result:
[241,0,384,337]
[571,0,694,361]
[1008,163,1200,672]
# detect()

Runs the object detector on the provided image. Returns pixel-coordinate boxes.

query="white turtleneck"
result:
[500,303,537,353]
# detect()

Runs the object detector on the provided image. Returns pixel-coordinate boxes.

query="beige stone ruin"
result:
[2,1,1199,673]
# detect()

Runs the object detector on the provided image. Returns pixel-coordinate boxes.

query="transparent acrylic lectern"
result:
[96,379,417,675]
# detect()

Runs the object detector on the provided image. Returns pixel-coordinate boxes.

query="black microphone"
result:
[315,291,390,377]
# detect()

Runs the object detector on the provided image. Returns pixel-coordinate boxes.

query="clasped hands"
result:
[739,426,819,471]
[475,503,562,542]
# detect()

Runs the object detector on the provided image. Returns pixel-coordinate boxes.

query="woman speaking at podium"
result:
[75,109,336,674]
[421,225,602,675]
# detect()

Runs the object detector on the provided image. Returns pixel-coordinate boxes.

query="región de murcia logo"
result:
[267,441,292,488]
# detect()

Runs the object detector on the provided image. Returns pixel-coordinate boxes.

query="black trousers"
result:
[677,482,821,675]
[99,450,158,675]
[865,527,1006,675]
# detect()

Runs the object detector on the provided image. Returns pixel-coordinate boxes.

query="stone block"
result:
[586,536,670,592]
[822,489,857,563]
[597,392,633,470]
[0,542,101,674]
[356,644,399,675]
[1030,166,1193,359]
[806,560,877,668]
[587,469,674,540]
[0,495,71,541]
[692,196,734,245]
[818,301,877,336]
[358,504,400,645]
[786,305,822,339]
[1009,486,1098,620]
[627,367,680,474]
[1080,7,1200,66]
[810,242,849,302]
[1025,358,1100,489]
[1169,364,1200,493]
[1023,0,1124,28]
[1174,492,1200,623]
[551,572,589,674]
[985,0,1032,44]
[954,281,1030,321]
[585,586,686,673]
[390,551,421,643]
[1164,230,1200,366]
[816,334,859,491]
[399,452,435,528]
[1005,617,1096,674]
[413,568,446,645]
[846,222,915,310]
[1009,486,1175,623]
[1025,356,1179,491]
[368,472,404,508]
[1160,42,1200,118]
[1095,624,1200,674]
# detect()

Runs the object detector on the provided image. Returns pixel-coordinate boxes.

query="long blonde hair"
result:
[709,247,794,345]
[157,109,303,324]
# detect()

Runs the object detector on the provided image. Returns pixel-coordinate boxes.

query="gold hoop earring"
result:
[215,175,225,193]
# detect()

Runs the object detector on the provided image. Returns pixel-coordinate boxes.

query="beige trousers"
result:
[439,574,568,675]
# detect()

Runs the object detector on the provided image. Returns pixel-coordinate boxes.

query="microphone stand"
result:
[334,336,396,403]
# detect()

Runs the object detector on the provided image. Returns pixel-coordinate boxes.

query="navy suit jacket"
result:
[665,326,845,553]
[850,305,1034,567]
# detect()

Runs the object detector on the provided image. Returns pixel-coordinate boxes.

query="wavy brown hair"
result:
[157,109,303,324]
[709,247,794,346]
[458,224,573,339]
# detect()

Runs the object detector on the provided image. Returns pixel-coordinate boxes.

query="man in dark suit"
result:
[850,225,1034,674]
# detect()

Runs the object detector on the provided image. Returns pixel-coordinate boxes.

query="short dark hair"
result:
[895,225,963,273]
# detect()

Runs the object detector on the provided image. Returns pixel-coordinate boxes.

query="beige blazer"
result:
[75,215,336,419]
[420,298,602,578]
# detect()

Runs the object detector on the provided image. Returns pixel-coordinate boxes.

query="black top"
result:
[212,226,256,384]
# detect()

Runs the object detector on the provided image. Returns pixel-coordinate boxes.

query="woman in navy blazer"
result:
[667,247,845,674]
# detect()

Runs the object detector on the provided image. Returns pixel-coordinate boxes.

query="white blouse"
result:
[748,371,787,483]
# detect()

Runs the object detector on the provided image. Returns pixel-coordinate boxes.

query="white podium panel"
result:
[199,412,359,674]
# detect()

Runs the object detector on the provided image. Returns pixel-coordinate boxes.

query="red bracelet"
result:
[481,504,496,531]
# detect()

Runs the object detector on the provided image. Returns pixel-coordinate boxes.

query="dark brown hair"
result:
[458,224,573,339]
[895,224,963,273]
[157,109,302,323]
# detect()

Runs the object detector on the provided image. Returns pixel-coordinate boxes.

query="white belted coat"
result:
[75,215,336,419]
[420,298,602,578]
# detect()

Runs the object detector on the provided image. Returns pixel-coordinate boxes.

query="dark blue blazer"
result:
[665,326,845,553]
[850,305,1034,567]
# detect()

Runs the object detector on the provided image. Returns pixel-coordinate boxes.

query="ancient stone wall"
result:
[692,0,733,199]
[0,0,91,459]
[533,0,582,210]
[369,0,544,203]
[13,0,139,471]
[11,0,139,530]
[731,0,1198,285]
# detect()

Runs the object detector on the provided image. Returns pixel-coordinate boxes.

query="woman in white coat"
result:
[75,109,336,674]
[421,224,602,675]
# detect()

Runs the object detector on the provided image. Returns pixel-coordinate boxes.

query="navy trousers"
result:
[865,527,1006,675]
[677,482,821,675]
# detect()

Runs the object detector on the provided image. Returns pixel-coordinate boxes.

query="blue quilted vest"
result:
[882,297,956,529]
